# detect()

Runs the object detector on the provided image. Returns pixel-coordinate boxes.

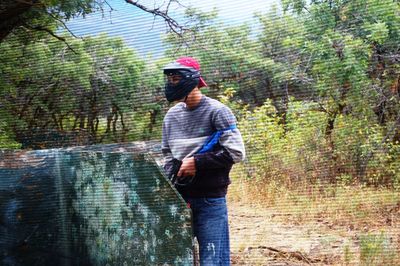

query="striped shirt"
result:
[162,96,245,197]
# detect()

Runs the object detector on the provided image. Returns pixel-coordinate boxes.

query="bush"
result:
[233,97,400,188]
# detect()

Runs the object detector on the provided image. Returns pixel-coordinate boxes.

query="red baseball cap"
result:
[163,56,208,88]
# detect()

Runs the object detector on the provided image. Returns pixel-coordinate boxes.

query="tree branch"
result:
[22,23,78,54]
[125,0,188,36]
[46,12,81,39]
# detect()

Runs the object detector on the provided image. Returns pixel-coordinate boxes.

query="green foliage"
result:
[366,139,400,188]
[1,0,399,193]
[161,1,400,187]
[359,232,398,265]
[238,100,286,182]
[1,0,101,46]
[363,21,390,45]
[0,32,146,147]
[235,94,399,187]
[236,97,328,185]
[285,100,328,181]
[281,0,307,13]
[164,9,268,104]
[0,124,21,149]
[343,243,353,265]
[43,0,97,19]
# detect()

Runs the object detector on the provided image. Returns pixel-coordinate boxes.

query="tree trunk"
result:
[112,106,118,137]
[147,109,159,140]
[119,109,128,142]
[325,111,338,182]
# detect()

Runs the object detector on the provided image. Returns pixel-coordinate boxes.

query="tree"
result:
[0,33,144,148]
[162,2,400,185]
[164,7,314,124]
[256,7,312,125]
[0,0,193,148]
[0,0,189,43]
[0,0,97,42]
[278,0,400,182]
[164,8,268,105]
[282,0,400,132]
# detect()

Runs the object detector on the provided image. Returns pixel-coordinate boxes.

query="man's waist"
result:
[176,168,231,196]
[178,185,229,198]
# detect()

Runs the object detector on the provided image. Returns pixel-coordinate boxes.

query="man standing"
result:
[161,57,245,265]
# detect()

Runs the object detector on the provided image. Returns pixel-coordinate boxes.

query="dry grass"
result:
[227,168,400,265]
[229,177,400,229]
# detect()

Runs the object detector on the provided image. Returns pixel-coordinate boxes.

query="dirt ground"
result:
[227,201,399,266]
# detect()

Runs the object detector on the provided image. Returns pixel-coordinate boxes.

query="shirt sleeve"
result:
[194,106,246,170]
[213,106,246,163]
[161,120,175,175]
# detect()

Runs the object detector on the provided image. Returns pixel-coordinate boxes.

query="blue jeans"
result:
[184,197,230,266]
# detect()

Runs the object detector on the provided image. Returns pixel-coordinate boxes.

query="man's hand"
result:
[177,157,196,177]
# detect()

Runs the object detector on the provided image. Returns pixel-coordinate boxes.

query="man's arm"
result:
[162,120,176,176]
[192,147,234,169]
[193,106,246,171]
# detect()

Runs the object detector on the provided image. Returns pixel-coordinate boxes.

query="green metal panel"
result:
[0,143,194,265]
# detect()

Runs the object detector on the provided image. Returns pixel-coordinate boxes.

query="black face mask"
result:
[164,70,200,102]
